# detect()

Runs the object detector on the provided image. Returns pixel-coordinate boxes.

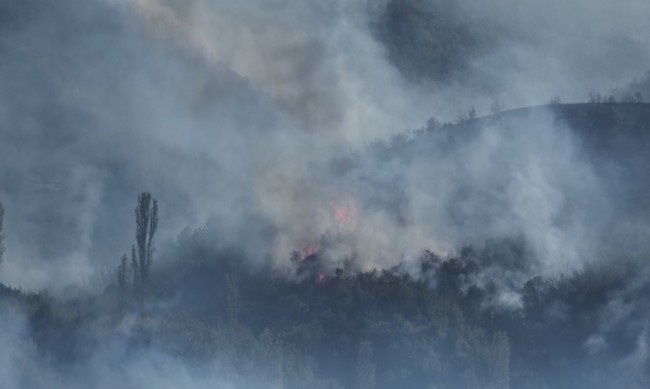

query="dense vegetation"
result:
[1,228,647,388]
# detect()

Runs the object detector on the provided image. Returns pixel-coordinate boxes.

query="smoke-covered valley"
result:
[2,0,650,388]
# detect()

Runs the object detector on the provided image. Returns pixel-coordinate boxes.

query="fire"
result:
[330,197,358,230]
[291,196,358,267]
[298,243,321,260]
[319,272,326,283]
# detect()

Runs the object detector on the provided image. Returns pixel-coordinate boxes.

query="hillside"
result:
[3,103,650,388]
[3,1,650,388]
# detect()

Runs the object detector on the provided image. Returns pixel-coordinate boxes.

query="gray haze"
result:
[1,0,650,291]
[3,2,650,388]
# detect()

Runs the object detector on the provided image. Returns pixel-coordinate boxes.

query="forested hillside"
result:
[3,103,650,388]
[3,1,650,388]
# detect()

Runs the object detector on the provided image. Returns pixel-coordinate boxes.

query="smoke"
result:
[5,2,650,388]
[1,0,650,292]
[374,0,650,110]
[0,300,272,389]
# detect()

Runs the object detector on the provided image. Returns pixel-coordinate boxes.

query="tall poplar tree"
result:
[135,192,158,284]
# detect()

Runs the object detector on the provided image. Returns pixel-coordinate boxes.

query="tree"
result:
[135,192,158,285]
[357,340,376,389]
[468,105,476,120]
[427,116,442,130]
[635,92,644,103]
[118,254,128,289]
[456,105,477,124]
[0,201,4,264]
[226,273,241,327]
[490,100,505,114]
[589,92,603,104]
[486,331,511,389]
[130,245,138,285]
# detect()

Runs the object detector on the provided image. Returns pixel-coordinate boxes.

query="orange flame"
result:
[319,272,326,283]
[298,243,321,261]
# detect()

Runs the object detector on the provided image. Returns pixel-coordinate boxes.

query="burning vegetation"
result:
[330,197,358,231]
[298,242,321,261]
[291,196,360,281]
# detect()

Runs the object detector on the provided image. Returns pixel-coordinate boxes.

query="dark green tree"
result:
[135,192,158,285]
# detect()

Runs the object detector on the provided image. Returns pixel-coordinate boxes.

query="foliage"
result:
[5,225,650,388]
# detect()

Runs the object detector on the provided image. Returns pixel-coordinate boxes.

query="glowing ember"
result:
[299,243,321,260]
[330,197,358,230]
[319,272,326,283]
